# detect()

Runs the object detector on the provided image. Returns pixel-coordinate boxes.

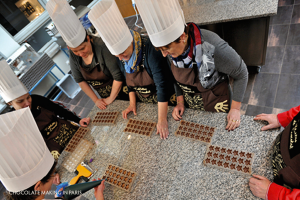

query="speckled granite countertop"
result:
[58,100,280,200]
[179,0,278,25]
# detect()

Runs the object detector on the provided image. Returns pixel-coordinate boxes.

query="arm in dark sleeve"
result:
[32,95,81,123]
[100,43,124,82]
[174,83,183,97]
[277,105,300,127]
[201,29,248,102]
[117,60,132,93]
[268,182,300,200]
[146,42,173,102]
[69,50,85,83]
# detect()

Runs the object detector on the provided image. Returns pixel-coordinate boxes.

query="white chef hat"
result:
[0,107,54,192]
[88,0,132,55]
[46,0,86,48]
[135,0,185,47]
[0,60,28,103]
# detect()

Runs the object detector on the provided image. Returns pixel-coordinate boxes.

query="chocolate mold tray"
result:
[92,111,119,125]
[101,164,137,192]
[174,120,215,144]
[65,127,90,153]
[123,119,156,137]
[62,139,94,172]
[203,145,254,175]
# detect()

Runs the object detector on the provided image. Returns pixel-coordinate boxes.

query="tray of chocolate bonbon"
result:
[92,111,119,125]
[203,145,254,175]
[123,119,156,137]
[62,139,94,172]
[174,120,215,143]
[65,127,90,153]
[102,164,137,192]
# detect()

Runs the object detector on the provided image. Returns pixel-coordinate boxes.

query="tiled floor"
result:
[55,0,300,119]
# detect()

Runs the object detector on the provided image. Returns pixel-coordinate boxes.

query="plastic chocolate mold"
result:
[174,120,215,144]
[123,119,156,137]
[92,112,119,126]
[203,145,254,175]
[62,139,94,172]
[65,127,90,153]
[101,164,137,192]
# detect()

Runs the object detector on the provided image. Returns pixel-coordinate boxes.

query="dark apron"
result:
[34,106,79,159]
[170,62,230,112]
[80,44,129,100]
[124,37,176,105]
[272,111,300,189]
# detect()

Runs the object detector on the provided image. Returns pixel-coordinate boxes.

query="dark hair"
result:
[4,162,57,200]
[155,25,190,51]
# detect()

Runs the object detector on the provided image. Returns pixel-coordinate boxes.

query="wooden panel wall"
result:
[115,0,137,18]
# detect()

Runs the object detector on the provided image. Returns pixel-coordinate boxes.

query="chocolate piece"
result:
[217,161,223,166]
[231,157,237,163]
[237,165,242,171]
[211,160,217,165]
[238,158,244,164]
[245,160,251,166]
[239,151,245,157]
[243,166,250,173]
[233,150,239,156]
[224,162,229,168]
[246,153,252,159]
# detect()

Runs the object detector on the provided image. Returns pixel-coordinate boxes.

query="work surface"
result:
[179,0,278,25]
[58,100,281,200]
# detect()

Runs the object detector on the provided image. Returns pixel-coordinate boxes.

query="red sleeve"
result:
[277,105,300,128]
[268,183,300,200]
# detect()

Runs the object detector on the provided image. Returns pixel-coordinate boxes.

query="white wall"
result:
[0,25,20,58]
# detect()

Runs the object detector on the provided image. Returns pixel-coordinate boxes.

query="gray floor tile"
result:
[295,0,300,4]
[79,108,92,118]
[291,4,300,23]
[248,73,280,107]
[72,106,83,116]
[278,0,294,6]
[242,73,256,104]
[267,25,290,46]
[56,92,68,102]
[85,99,95,110]
[245,105,273,116]
[272,107,288,114]
[281,45,300,74]
[240,103,248,115]
[78,93,91,107]
[69,90,85,106]
[287,24,300,45]
[270,6,293,25]
[261,46,285,73]
[274,74,300,109]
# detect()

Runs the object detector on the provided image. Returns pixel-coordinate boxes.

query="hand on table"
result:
[249,174,271,200]
[93,178,105,200]
[156,119,169,140]
[226,108,241,131]
[95,99,107,110]
[172,103,185,121]
[122,104,137,119]
[254,113,280,131]
[102,96,114,106]
[79,117,91,127]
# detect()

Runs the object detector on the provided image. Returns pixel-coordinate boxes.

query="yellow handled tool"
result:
[69,163,92,185]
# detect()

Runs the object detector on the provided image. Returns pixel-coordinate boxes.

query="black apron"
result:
[80,43,128,100]
[170,62,230,112]
[272,111,300,189]
[124,37,176,105]
[34,106,79,159]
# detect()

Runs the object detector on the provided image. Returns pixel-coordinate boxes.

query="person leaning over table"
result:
[88,0,177,140]
[46,0,128,111]
[0,60,90,160]
[135,0,249,131]
[249,105,300,200]
[0,108,105,200]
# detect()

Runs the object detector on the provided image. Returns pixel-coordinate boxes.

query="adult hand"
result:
[226,108,241,131]
[93,179,105,200]
[122,104,137,119]
[172,103,185,121]
[79,117,91,127]
[52,173,60,185]
[254,113,280,131]
[103,96,114,106]
[156,119,169,140]
[95,99,107,110]
[249,174,271,200]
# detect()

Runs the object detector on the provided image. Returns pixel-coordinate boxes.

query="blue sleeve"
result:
[145,41,174,102]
